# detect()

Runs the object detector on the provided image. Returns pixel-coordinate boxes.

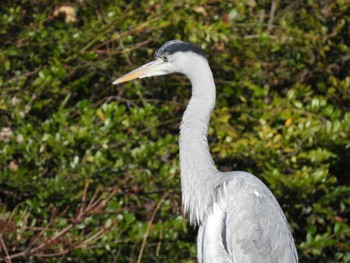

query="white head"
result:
[112,40,209,85]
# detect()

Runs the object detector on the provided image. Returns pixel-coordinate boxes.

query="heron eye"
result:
[163,56,168,62]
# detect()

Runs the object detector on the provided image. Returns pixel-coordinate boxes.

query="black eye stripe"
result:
[163,56,168,62]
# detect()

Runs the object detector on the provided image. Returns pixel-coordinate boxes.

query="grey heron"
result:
[113,40,298,263]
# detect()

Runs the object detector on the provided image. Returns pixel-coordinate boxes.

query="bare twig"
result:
[87,188,101,213]
[31,225,73,253]
[156,227,163,257]
[137,198,164,263]
[267,0,278,33]
[93,39,151,55]
[0,186,120,261]
[80,177,90,215]
[0,235,11,263]
[244,34,277,39]
[28,222,51,250]
[76,228,106,249]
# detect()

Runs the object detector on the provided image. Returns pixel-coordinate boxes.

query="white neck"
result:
[179,57,219,225]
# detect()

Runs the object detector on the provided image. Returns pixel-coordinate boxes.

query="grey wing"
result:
[218,172,298,263]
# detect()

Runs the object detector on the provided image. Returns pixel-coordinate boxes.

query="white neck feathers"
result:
[179,55,219,225]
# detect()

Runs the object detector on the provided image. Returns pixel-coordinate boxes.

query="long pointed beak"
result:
[112,60,162,85]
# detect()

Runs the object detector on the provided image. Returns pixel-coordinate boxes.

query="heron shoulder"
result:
[215,171,275,203]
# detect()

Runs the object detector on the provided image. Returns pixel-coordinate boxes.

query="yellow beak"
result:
[112,60,163,85]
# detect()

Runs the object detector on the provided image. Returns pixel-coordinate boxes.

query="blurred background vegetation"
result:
[0,0,349,262]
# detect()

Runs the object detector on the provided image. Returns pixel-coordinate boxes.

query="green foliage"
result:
[0,0,349,262]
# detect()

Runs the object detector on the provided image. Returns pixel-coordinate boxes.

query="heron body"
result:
[113,40,298,263]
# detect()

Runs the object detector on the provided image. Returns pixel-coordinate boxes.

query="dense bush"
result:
[0,0,349,262]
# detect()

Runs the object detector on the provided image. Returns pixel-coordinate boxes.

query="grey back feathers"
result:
[155,40,206,59]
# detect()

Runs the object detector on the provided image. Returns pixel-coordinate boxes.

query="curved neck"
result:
[179,60,219,225]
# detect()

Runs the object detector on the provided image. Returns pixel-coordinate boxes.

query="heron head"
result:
[112,40,207,85]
